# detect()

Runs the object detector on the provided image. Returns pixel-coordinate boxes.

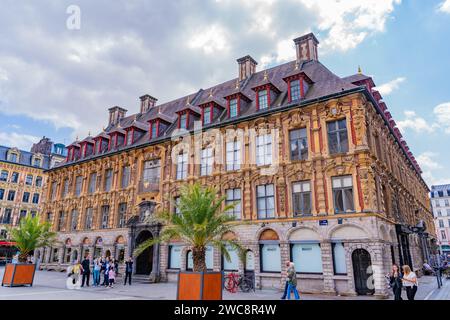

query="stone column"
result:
[150,243,160,282]
[321,241,336,295]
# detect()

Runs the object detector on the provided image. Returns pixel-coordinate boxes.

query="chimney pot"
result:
[140,94,158,114]
[293,33,319,62]
[108,106,127,127]
[237,55,257,81]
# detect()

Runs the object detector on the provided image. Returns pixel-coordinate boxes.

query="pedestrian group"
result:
[66,256,133,290]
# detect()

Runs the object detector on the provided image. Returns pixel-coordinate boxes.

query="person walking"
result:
[388,264,403,300]
[108,267,116,288]
[66,259,82,290]
[280,261,291,299]
[93,258,101,287]
[401,265,418,301]
[124,257,133,286]
[286,262,300,300]
[81,255,91,287]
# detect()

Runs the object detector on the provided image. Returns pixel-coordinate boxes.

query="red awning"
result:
[0,241,16,246]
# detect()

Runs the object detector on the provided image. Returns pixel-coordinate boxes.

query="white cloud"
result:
[416,152,442,170]
[375,77,406,95]
[298,0,401,52]
[187,24,230,55]
[416,151,450,186]
[438,0,450,13]
[433,102,450,134]
[397,110,438,134]
[0,132,41,150]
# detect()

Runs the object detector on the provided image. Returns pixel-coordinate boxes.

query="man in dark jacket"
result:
[124,257,133,286]
[81,255,91,287]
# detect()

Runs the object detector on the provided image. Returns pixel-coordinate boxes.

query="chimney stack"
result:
[108,106,127,127]
[237,55,257,81]
[293,33,319,62]
[139,94,158,114]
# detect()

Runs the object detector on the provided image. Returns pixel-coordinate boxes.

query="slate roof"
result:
[0,145,51,169]
[57,58,425,185]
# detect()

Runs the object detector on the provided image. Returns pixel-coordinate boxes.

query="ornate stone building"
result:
[0,137,67,238]
[39,33,434,296]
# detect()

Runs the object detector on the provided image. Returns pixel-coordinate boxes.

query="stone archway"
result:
[352,249,375,295]
[135,230,153,275]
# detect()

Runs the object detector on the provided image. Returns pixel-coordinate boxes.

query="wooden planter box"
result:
[177,271,223,300]
[2,263,36,287]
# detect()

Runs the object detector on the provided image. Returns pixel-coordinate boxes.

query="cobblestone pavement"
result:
[0,267,448,300]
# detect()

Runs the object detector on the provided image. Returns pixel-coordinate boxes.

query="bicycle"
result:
[224,272,254,293]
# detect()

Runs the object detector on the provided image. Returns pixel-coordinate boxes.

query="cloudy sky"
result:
[0,0,449,186]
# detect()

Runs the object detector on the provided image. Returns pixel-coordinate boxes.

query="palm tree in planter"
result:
[134,183,244,300]
[2,214,57,287]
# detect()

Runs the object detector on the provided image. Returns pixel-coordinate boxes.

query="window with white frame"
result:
[0,170,8,182]
[292,181,312,216]
[256,133,272,166]
[176,152,188,180]
[225,188,241,219]
[226,139,241,171]
[257,184,275,219]
[260,243,281,272]
[11,172,19,183]
[200,147,213,176]
[290,79,301,101]
[118,203,127,228]
[291,242,323,274]
[229,98,238,118]
[332,176,355,213]
[51,182,58,200]
[174,196,181,215]
[142,159,160,184]
[258,89,268,109]
[25,174,33,185]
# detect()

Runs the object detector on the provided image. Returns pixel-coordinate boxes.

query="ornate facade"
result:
[0,137,67,238]
[38,33,434,296]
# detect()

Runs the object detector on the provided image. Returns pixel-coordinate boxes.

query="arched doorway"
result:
[135,230,153,275]
[352,249,375,295]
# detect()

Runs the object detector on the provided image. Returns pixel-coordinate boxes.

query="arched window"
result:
[259,229,281,273]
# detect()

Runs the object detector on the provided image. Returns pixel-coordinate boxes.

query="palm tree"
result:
[134,183,243,272]
[8,214,57,263]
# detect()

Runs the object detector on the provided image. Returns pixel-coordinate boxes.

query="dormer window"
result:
[179,112,188,129]
[203,106,212,125]
[150,120,159,139]
[258,90,268,109]
[290,79,301,101]
[229,98,238,118]
[8,152,18,163]
[126,130,133,145]
[252,82,280,111]
[33,157,41,167]
[283,72,313,103]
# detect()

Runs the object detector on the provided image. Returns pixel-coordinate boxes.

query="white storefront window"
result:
[291,243,323,273]
[332,242,347,275]
[222,245,239,271]
[260,243,281,272]
[169,245,182,269]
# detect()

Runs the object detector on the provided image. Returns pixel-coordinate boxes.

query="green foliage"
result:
[134,183,245,272]
[7,214,57,262]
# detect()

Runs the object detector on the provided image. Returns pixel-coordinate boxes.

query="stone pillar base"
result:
[149,272,161,283]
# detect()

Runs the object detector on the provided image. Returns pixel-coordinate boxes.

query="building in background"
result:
[0,137,67,238]
[39,33,434,297]
[431,184,450,256]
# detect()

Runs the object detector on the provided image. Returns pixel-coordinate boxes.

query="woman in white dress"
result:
[401,265,418,300]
